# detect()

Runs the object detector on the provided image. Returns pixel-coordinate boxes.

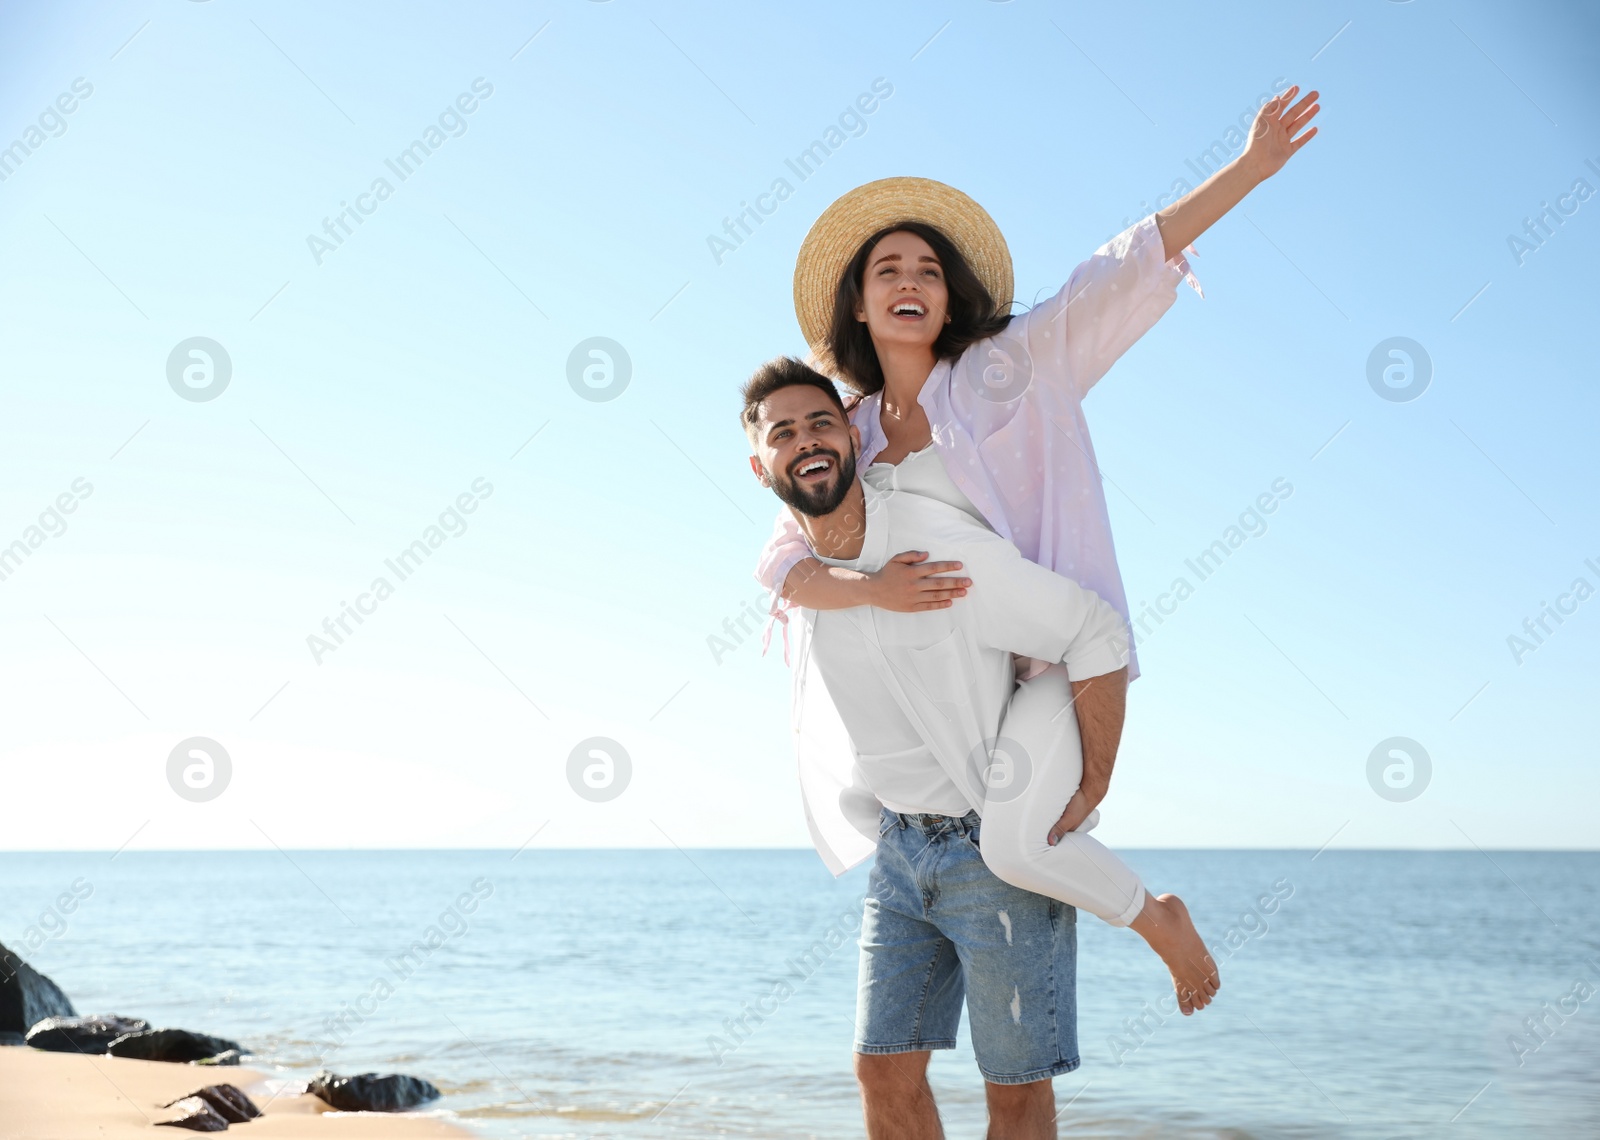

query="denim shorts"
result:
[854,807,1079,1085]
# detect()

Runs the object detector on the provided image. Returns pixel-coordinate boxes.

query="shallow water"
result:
[2,849,1596,1137]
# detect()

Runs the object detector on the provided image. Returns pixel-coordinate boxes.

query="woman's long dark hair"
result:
[825,221,1013,395]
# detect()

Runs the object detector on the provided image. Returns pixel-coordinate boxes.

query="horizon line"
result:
[2,845,1597,855]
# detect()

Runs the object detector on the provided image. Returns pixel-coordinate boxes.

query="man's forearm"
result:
[1069,666,1128,804]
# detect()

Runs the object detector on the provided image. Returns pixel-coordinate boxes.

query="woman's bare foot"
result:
[1129,892,1220,1015]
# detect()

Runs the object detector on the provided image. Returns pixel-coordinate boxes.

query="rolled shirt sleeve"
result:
[755,505,808,618]
[1024,214,1202,403]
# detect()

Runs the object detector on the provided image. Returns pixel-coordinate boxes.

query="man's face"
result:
[748,385,859,518]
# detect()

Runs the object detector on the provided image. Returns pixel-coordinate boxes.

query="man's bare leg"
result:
[856,1051,942,1140]
[1128,892,1221,1014]
[985,1077,1056,1139]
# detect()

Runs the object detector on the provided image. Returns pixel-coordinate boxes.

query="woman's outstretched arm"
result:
[1155,84,1321,260]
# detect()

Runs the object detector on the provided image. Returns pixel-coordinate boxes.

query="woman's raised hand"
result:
[1242,83,1320,182]
[868,550,971,612]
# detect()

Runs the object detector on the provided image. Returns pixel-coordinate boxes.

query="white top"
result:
[801,478,1130,858]
[866,442,985,522]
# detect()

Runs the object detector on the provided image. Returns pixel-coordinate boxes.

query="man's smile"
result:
[791,453,836,483]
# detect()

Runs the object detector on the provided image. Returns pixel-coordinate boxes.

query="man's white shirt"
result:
[790,466,1131,875]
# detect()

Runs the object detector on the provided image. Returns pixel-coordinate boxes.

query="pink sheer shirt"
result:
[756,213,1203,686]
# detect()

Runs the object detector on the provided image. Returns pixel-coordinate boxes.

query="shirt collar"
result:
[853,391,886,464]
[852,360,954,461]
[811,479,890,572]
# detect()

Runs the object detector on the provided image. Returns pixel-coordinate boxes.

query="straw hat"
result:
[792,176,1014,359]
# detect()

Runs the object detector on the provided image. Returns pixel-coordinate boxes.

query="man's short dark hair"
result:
[740,356,848,445]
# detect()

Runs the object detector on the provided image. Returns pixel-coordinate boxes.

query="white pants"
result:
[977,663,1147,927]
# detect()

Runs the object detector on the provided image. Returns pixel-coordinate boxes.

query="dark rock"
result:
[26,1014,151,1053]
[307,1068,440,1112]
[106,1028,243,1064]
[155,1095,230,1131]
[0,1030,26,1046]
[0,941,75,1035]
[196,1048,243,1066]
[162,1084,260,1124]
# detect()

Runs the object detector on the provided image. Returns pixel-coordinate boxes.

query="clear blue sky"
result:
[2,0,1595,852]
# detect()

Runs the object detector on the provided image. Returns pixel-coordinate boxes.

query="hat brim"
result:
[792,177,1013,368]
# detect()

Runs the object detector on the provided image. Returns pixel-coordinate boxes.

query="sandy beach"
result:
[0,1048,475,1139]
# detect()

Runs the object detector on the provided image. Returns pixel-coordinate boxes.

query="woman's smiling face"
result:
[853,229,949,353]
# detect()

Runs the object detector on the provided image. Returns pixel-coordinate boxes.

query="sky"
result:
[1,0,1596,854]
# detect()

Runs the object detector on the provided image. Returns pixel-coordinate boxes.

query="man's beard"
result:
[769,446,857,518]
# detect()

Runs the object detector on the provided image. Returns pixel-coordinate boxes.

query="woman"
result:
[759,86,1320,1014]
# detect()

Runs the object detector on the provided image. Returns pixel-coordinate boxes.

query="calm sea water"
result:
[2,849,1596,1138]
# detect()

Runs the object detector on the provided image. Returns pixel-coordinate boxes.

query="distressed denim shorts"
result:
[855,807,1079,1085]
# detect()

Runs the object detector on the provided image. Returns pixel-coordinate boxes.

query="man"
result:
[742,357,1136,1140]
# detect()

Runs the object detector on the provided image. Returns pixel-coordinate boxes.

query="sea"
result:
[2,849,1596,1138]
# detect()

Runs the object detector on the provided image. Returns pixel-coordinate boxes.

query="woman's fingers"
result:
[888,549,930,565]
[1284,89,1318,119]
[1285,96,1320,131]
[913,559,963,578]
[911,582,969,609]
[1286,108,1320,137]
[1290,126,1319,152]
[1286,102,1324,133]
[1264,85,1316,132]
[1287,112,1319,144]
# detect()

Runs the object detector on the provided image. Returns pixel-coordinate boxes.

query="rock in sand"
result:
[307,1068,440,1112]
[0,941,75,1035]
[155,1095,230,1131]
[25,1014,151,1053]
[106,1027,243,1064]
[162,1083,261,1124]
